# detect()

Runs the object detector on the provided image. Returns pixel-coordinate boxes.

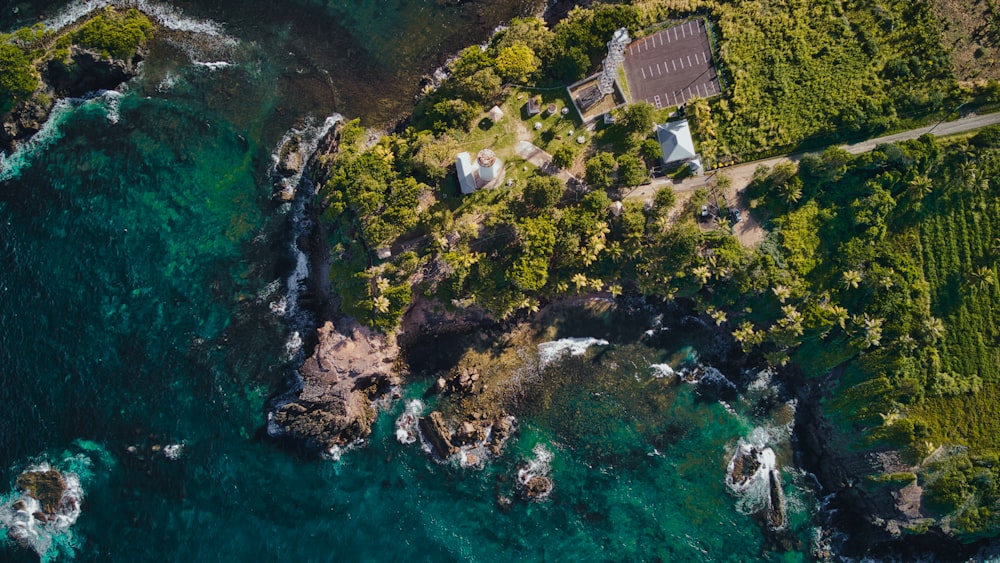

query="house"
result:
[656,120,698,168]
[488,105,504,123]
[456,152,477,194]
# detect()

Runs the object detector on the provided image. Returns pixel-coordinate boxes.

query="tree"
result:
[966,266,996,292]
[616,153,647,187]
[640,139,662,163]
[653,188,676,213]
[552,145,576,170]
[585,152,616,190]
[494,44,539,83]
[617,102,654,137]
[523,175,564,209]
[492,17,554,59]
[0,42,36,112]
[454,68,503,104]
[842,269,863,290]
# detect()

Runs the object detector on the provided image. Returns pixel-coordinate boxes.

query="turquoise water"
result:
[0,2,817,561]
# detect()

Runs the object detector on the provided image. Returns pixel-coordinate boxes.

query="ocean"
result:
[0,2,817,561]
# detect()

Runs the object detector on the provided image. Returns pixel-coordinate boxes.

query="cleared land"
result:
[623,19,720,108]
[932,0,1000,83]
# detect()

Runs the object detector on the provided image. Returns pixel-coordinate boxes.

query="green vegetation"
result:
[635,0,955,163]
[0,41,38,112]
[0,7,153,116]
[314,3,1000,540]
[73,8,154,59]
[701,127,1000,538]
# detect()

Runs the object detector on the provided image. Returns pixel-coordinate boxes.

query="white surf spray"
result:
[537,337,609,370]
[0,462,85,559]
[267,114,342,337]
[395,399,424,445]
[192,60,233,71]
[162,443,185,460]
[649,363,675,379]
[516,444,554,501]
[0,99,75,182]
[43,0,232,39]
[725,429,789,530]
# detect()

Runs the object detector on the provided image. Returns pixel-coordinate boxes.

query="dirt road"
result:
[624,111,1000,246]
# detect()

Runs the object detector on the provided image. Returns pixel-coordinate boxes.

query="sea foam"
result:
[537,337,609,369]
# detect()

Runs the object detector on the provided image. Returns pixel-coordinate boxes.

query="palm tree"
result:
[779,181,803,205]
[923,316,945,341]
[708,308,727,326]
[692,265,711,285]
[732,321,759,352]
[967,265,996,291]
[842,269,863,290]
[907,174,933,200]
[772,284,791,303]
[373,295,391,314]
[860,314,884,349]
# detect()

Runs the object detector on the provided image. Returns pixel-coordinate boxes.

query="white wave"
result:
[516,444,554,501]
[0,99,74,182]
[284,330,302,358]
[41,0,111,32]
[394,400,424,445]
[257,279,282,302]
[269,296,288,316]
[192,60,233,71]
[649,363,675,378]
[100,89,124,124]
[163,443,184,460]
[726,441,776,499]
[42,0,232,38]
[270,115,342,330]
[537,337,609,369]
[157,71,180,92]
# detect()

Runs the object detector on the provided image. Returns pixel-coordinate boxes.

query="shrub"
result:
[73,8,154,60]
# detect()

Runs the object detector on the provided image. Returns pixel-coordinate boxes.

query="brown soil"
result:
[932,0,1000,83]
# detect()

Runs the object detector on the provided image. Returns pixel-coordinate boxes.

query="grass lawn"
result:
[451,87,585,185]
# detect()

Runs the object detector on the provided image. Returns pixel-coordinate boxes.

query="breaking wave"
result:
[537,337,609,369]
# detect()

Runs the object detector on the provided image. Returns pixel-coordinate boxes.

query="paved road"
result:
[626,111,1000,201]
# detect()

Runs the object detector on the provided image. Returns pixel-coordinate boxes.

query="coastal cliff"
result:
[0,7,152,153]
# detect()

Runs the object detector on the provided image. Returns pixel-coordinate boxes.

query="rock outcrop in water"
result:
[419,411,458,458]
[15,470,68,517]
[270,320,398,453]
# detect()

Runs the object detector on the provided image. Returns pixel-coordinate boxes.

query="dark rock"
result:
[2,46,141,153]
[419,411,458,458]
[45,47,141,98]
[767,469,787,530]
[728,447,761,488]
[520,475,553,501]
[16,469,66,515]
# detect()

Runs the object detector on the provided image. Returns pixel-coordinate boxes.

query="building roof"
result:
[477,148,497,167]
[488,105,504,122]
[526,96,541,115]
[456,152,477,194]
[656,120,697,165]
